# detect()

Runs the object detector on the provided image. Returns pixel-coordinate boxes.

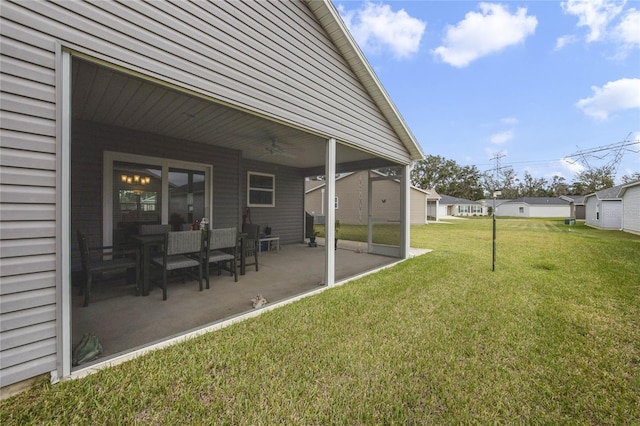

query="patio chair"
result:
[139,224,170,235]
[241,223,260,273]
[77,230,140,307]
[204,227,238,288]
[150,230,205,300]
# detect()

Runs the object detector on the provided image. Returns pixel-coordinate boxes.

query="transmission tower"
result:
[565,132,640,177]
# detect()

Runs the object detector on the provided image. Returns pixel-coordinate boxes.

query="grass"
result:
[2,218,639,424]
[316,223,401,246]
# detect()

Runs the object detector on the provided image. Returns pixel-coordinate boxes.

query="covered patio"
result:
[72,240,407,366]
[69,55,418,366]
[1,0,426,391]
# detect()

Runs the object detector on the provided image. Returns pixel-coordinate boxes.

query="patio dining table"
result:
[133,231,250,296]
[131,234,165,296]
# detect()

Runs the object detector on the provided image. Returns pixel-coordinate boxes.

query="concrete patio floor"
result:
[71,240,418,368]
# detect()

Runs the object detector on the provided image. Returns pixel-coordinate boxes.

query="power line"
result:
[565,133,640,176]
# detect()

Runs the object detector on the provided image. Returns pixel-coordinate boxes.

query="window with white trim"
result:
[247,171,275,207]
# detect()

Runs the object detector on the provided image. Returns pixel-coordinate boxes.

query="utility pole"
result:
[489,152,505,272]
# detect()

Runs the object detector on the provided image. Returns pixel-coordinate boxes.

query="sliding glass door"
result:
[168,168,205,231]
[103,152,212,247]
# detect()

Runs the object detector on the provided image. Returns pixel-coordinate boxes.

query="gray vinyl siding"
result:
[0,16,59,384]
[242,160,305,245]
[622,185,640,233]
[410,189,427,225]
[3,0,409,163]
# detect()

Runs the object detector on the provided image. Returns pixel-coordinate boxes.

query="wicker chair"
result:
[77,230,139,307]
[150,230,205,300]
[204,227,238,288]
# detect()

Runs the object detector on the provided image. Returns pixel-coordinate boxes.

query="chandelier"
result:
[121,174,151,185]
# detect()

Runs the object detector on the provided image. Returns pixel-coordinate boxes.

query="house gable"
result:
[1,0,423,390]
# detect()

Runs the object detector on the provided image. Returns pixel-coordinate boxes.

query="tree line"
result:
[410,155,640,200]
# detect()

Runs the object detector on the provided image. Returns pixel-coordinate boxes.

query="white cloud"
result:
[339,2,426,59]
[500,117,519,125]
[576,78,640,120]
[555,34,578,50]
[615,8,640,47]
[432,3,537,67]
[561,0,625,42]
[490,130,514,144]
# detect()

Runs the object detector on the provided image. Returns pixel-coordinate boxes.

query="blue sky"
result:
[333,0,640,184]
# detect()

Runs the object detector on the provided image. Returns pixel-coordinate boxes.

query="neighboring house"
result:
[561,195,585,220]
[0,1,424,392]
[438,195,487,217]
[495,197,572,218]
[424,188,441,222]
[618,180,640,234]
[584,186,624,229]
[304,171,439,225]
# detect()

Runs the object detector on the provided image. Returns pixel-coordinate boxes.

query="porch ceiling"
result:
[72,59,385,170]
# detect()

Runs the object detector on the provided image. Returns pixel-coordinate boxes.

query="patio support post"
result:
[400,164,410,259]
[55,49,72,382]
[324,138,336,287]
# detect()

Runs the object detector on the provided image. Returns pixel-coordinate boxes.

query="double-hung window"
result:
[247,172,275,207]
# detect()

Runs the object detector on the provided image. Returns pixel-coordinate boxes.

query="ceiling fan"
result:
[263,138,296,158]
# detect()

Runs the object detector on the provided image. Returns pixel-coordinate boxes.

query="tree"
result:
[518,171,548,197]
[621,172,640,184]
[572,166,615,194]
[411,155,483,199]
[482,166,519,198]
[547,175,569,197]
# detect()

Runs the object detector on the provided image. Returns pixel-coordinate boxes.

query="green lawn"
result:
[2,218,639,424]
[316,223,401,245]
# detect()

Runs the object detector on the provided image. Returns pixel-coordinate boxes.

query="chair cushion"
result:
[208,250,234,262]
[91,257,137,273]
[152,254,200,271]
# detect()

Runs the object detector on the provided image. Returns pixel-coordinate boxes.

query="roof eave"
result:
[306,0,425,162]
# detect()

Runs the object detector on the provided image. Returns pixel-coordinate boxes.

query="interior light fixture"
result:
[121,174,151,185]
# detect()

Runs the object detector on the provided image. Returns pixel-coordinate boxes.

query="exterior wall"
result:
[410,188,427,224]
[496,203,526,217]
[1,5,59,386]
[336,172,371,225]
[305,185,325,219]
[438,204,451,217]
[575,205,585,220]
[496,203,569,217]
[426,200,438,221]
[305,172,414,225]
[584,197,622,229]
[584,196,599,227]
[0,0,414,389]
[622,185,640,234]
[241,160,306,244]
[601,200,622,229]
[528,205,571,218]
